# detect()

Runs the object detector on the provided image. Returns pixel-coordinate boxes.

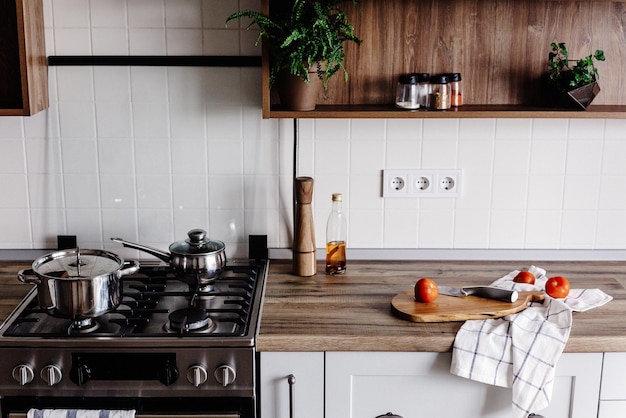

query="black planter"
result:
[544,79,601,110]
[566,81,600,110]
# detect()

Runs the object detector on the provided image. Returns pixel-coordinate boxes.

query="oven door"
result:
[0,397,254,418]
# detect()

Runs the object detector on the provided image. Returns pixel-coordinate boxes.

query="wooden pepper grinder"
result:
[293,177,316,276]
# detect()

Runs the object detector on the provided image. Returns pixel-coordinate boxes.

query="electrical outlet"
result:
[411,173,433,195]
[383,169,462,198]
[382,170,408,196]
[439,176,456,191]
[435,171,462,196]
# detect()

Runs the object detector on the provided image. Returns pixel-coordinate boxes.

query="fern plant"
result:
[226,0,362,88]
[547,42,605,90]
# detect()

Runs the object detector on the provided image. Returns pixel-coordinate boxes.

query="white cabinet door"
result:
[597,353,626,418]
[325,352,511,418]
[599,401,626,418]
[534,353,603,418]
[325,352,602,418]
[600,353,626,400]
[260,352,324,418]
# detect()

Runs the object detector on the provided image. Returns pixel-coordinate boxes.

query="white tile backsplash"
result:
[129,29,166,55]
[1,0,626,258]
[0,140,26,173]
[165,0,202,28]
[51,0,90,28]
[128,0,165,28]
[92,29,129,55]
[90,0,127,28]
[53,28,92,55]
[165,29,203,55]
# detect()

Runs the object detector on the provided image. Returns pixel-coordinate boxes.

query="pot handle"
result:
[110,238,171,263]
[118,260,140,277]
[17,269,40,285]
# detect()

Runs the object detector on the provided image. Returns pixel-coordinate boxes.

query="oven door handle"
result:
[287,374,296,418]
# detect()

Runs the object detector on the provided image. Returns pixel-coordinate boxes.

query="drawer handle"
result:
[287,374,296,418]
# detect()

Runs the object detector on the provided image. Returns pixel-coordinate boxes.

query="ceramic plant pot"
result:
[276,67,322,111]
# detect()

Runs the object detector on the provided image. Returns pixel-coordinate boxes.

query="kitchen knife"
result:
[438,285,519,303]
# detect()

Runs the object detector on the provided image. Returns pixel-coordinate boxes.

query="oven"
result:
[0,258,268,418]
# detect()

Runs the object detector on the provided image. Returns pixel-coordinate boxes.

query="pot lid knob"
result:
[187,229,208,246]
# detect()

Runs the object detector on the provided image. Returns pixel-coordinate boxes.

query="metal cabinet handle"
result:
[287,374,296,418]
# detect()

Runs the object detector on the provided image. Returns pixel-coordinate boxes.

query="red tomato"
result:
[513,271,536,284]
[414,278,438,303]
[545,276,570,298]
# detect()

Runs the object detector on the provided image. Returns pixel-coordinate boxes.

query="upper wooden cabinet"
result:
[0,0,48,116]
[261,0,626,119]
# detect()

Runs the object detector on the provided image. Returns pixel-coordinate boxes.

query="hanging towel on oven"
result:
[27,410,136,418]
[450,265,612,418]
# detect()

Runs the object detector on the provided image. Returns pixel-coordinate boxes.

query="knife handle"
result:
[469,287,519,303]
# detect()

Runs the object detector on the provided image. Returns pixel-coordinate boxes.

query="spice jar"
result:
[395,73,420,109]
[448,72,463,107]
[416,73,431,109]
[430,74,451,110]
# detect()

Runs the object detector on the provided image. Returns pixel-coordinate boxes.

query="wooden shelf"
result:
[262,0,626,119]
[268,104,626,119]
[0,0,48,116]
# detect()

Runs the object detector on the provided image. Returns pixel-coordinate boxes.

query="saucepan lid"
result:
[32,248,124,278]
[169,228,225,256]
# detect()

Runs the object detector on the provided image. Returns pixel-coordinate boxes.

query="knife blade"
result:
[438,285,519,303]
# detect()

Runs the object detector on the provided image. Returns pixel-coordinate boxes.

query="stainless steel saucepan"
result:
[18,248,140,318]
[111,228,227,286]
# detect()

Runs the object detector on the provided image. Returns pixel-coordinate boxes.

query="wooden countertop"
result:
[258,260,626,353]
[0,262,32,322]
[1,260,625,353]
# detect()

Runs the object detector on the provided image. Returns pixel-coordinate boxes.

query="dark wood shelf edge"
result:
[0,110,27,116]
[267,104,626,119]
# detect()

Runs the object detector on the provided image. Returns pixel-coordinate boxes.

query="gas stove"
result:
[0,259,268,401]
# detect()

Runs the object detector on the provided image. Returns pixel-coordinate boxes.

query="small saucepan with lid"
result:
[111,228,227,287]
[18,248,140,318]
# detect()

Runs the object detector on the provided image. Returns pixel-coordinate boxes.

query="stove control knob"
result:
[214,364,236,387]
[157,360,179,386]
[70,363,92,386]
[12,364,35,386]
[186,365,208,387]
[41,365,63,386]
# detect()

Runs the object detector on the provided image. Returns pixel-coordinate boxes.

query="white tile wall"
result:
[298,118,626,252]
[1,0,625,259]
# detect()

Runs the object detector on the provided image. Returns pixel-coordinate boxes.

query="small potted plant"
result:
[226,0,362,111]
[546,42,605,109]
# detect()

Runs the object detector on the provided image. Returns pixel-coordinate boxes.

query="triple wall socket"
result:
[382,169,463,198]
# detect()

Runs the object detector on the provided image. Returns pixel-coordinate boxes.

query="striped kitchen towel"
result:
[450,265,612,418]
[27,410,135,418]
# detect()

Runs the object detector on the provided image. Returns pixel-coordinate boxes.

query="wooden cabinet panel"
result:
[0,0,48,116]
[262,0,626,118]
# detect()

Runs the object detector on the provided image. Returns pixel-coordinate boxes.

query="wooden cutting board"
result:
[391,290,545,322]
